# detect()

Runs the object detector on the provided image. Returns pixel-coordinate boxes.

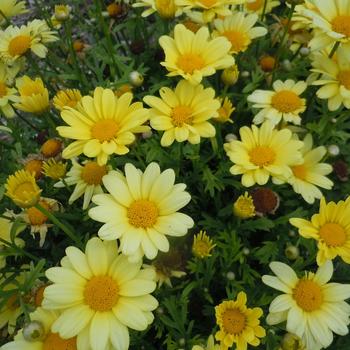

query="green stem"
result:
[35,203,82,247]
[260,0,268,21]
[63,21,89,91]
[94,0,119,79]
[271,3,296,83]
[0,237,39,261]
[14,109,41,132]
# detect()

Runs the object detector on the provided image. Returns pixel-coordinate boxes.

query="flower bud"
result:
[328,144,340,156]
[225,133,237,142]
[129,71,144,87]
[285,245,300,260]
[23,321,45,342]
[226,271,235,280]
[54,5,71,21]
[299,47,310,56]
[221,65,239,86]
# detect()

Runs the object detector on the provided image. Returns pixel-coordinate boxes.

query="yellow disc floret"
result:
[127,200,159,228]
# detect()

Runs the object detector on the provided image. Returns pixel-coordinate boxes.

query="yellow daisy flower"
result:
[311,44,350,111]
[247,80,307,126]
[244,0,280,15]
[53,88,82,111]
[192,335,220,350]
[20,197,60,247]
[159,24,235,85]
[89,162,194,260]
[144,80,219,146]
[27,19,58,45]
[42,237,158,350]
[56,87,149,165]
[42,158,67,180]
[133,0,182,18]
[215,291,265,350]
[285,134,333,204]
[297,0,350,51]
[54,159,110,210]
[215,97,235,123]
[233,192,255,219]
[15,76,49,114]
[176,0,243,23]
[192,230,216,258]
[5,169,41,208]
[213,12,267,54]
[0,0,27,26]
[224,121,304,187]
[1,308,77,349]
[290,196,350,265]
[0,62,19,118]
[262,260,350,349]
[0,25,45,63]
[0,213,25,268]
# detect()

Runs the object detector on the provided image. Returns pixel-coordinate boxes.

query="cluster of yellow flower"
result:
[1,0,350,350]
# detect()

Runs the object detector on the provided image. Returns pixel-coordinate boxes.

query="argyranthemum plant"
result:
[89,162,194,260]
[42,237,158,350]
[56,87,149,165]
[215,291,266,350]
[1,308,77,350]
[284,134,333,204]
[262,260,350,350]
[213,12,267,54]
[0,0,27,26]
[55,159,111,210]
[247,80,307,126]
[243,0,280,15]
[159,24,235,85]
[144,79,219,146]
[14,76,49,114]
[296,0,350,51]
[290,196,350,265]
[311,44,350,111]
[224,121,304,187]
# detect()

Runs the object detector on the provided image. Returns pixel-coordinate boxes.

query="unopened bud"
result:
[23,321,45,342]
[328,144,340,156]
[129,71,144,87]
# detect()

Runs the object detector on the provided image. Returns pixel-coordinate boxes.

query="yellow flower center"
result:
[223,30,249,53]
[292,164,307,180]
[293,280,323,312]
[198,0,217,7]
[249,146,276,167]
[26,200,50,225]
[8,35,31,57]
[84,276,119,312]
[177,53,205,74]
[338,70,350,90]
[332,15,350,37]
[319,223,347,247]
[246,0,262,11]
[81,162,107,185]
[91,119,119,142]
[222,308,246,334]
[43,332,77,350]
[127,199,159,228]
[271,90,302,113]
[171,105,193,127]
[193,241,211,258]
[13,182,37,202]
[0,82,7,97]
